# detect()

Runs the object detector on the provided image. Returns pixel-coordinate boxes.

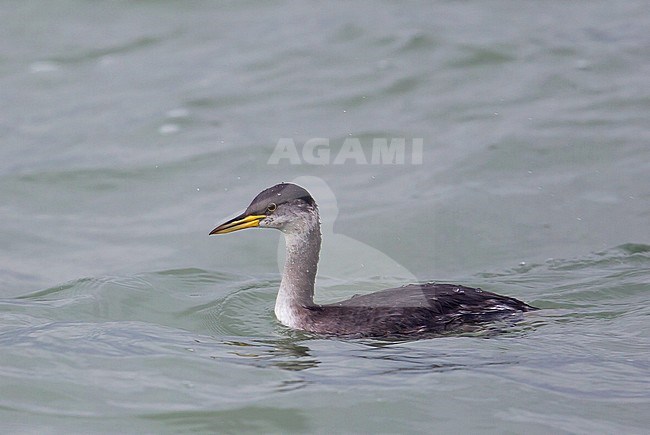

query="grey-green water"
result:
[2,1,649,433]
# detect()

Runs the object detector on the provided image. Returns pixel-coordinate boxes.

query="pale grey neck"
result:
[275,210,321,327]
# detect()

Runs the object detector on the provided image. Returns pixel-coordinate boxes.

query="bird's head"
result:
[209,183,317,235]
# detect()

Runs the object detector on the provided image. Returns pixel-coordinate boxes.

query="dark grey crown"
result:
[245,183,315,215]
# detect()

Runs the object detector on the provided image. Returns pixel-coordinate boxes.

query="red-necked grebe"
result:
[210,183,536,337]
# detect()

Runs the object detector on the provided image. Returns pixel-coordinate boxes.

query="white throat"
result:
[274,211,321,328]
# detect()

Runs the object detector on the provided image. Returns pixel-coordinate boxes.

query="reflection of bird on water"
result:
[210,183,537,337]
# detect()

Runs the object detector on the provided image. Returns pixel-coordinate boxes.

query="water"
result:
[1,1,650,433]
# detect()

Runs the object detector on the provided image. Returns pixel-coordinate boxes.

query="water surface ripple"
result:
[1,0,649,433]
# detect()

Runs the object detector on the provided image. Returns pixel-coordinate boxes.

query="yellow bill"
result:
[209,213,266,235]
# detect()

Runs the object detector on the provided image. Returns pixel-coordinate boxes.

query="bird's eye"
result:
[266,203,277,213]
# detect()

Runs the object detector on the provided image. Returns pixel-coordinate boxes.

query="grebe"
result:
[210,183,536,337]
